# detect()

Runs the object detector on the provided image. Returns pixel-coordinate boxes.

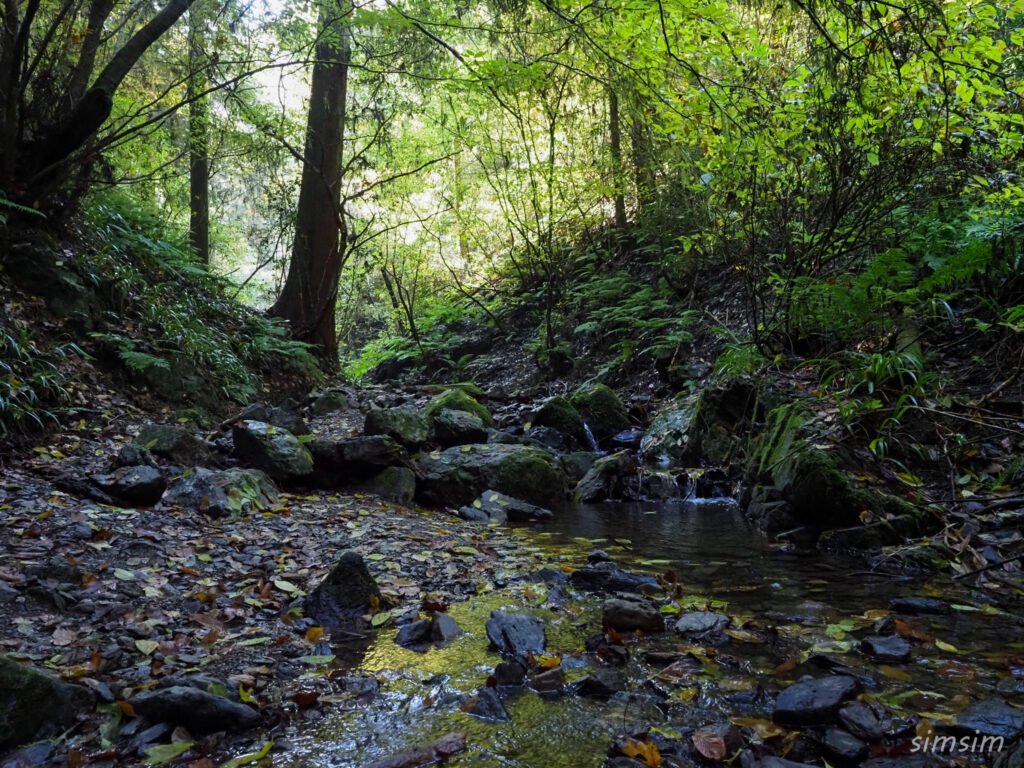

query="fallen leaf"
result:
[143,742,193,766]
[692,731,727,760]
[622,738,661,767]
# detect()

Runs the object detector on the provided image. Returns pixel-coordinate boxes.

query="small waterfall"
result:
[582,421,600,452]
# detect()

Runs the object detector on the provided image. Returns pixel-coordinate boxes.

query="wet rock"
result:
[431,612,462,643]
[570,383,629,440]
[611,429,644,449]
[640,392,699,464]
[131,685,259,734]
[156,673,231,697]
[821,727,868,765]
[463,686,509,721]
[266,405,309,436]
[533,396,587,444]
[425,389,494,427]
[493,661,527,687]
[485,610,545,661]
[458,489,554,524]
[0,655,96,751]
[134,423,211,466]
[395,619,432,647]
[758,758,819,768]
[570,561,660,594]
[772,675,861,726]
[575,451,638,502]
[362,732,467,768]
[637,471,680,500]
[165,467,277,517]
[890,597,950,615]
[357,466,416,506]
[674,611,730,636]
[588,549,611,563]
[416,443,567,508]
[90,465,166,507]
[313,389,349,416]
[531,666,565,694]
[994,739,1024,768]
[339,435,413,473]
[861,635,911,663]
[560,451,597,484]
[572,670,624,700]
[525,426,573,451]
[304,551,383,629]
[232,420,313,481]
[115,444,157,468]
[603,597,664,634]
[838,701,885,741]
[431,408,489,447]
[956,699,1024,738]
[365,405,432,449]
[0,582,18,603]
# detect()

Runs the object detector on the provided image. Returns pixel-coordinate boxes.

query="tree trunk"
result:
[631,107,656,215]
[188,9,210,266]
[269,0,351,369]
[608,87,627,229]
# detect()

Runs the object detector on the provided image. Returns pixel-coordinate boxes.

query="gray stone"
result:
[395,619,432,647]
[431,408,489,447]
[458,489,553,524]
[493,661,527,687]
[232,420,312,481]
[134,424,211,466]
[131,685,259,734]
[304,551,383,629]
[485,610,545,661]
[570,562,659,594]
[339,435,412,472]
[861,635,911,663]
[0,656,96,751]
[957,699,1024,738]
[602,597,664,633]
[838,700,885,741]
[416,443,567,508]
[313,389,349,416]
[822,727,868,765]
[364,405,431,448]
[357,466,416,506]
[430,612,462,643]
[773,675,861,726]
[90,465,166,507]
[674,611,730,636]
[463,686,509,721]
[165,467,277,517]
[575,450,638,502]
[890,597,949,615]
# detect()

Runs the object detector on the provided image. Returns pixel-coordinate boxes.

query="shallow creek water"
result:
[278,499,1023,768]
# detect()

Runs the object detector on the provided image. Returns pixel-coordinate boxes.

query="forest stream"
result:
[275,499,1024,768]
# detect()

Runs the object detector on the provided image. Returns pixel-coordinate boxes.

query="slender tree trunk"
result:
[269,0,350,369]
[608,87,627,229]
[188,9,210,266]
[631,108,656,215]
[454,149,470,263]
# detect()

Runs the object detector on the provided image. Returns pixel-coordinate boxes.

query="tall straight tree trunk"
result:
[631,107,656,215]
[270,0,351,368]
[188,8,210,266]
[608,87,627,229]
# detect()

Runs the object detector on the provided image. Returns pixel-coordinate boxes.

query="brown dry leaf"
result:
[622,739,662,767]
[724,628,763,644]
[916,718,935,742]
[771,659,797,676]
[878,665,913,682]
[731,717,788,741]
[893,618,931,642]
[692,731,727,761]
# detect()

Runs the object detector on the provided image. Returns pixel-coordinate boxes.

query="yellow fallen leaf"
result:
[935,639,961,653]
[305,626,324,644]
[622,738,661,767]
[878,665,912,682]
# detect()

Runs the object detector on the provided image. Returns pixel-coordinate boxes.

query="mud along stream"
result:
[275,499,1024,768]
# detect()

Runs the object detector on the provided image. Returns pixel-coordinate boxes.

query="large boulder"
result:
[425,388,494,427]
[165,467,278,517]
[356,466,417,506]
[134,424,212,466]
[533,396,587,445]
[431,408,489,447]
[640,392,699,466]
[458,489,553,524]
[575,450,637,502]
[304,551,383,628]
[339,435,412,472]
[416,444,566,508]
[90,465,166,507]
[570,383,629,440]
[0,656,95,751]
[232,420,313,481]
[131,686,259,734]
[364,405,431,449]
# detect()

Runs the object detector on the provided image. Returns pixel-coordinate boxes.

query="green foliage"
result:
[82,191,321,402]
[0,326,83,436]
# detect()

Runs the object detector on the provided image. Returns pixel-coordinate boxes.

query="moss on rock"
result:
[534,396,586,442]
[570,383,629,439]
[425,388,494,427]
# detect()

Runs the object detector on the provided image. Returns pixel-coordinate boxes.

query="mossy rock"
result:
[575,450,638,502]
[416,443,566,508]
[364,405,431,448]
[640,392,699,465]
[425,388,494,427]
[0,656,95,751]
[533,396,586,443]
[357,466,416,506]
[419,381,487,400]
[231,420,313,481]
[570,383,629,439]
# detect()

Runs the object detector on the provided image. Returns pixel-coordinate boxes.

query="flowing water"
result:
[277,499,1023,768]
